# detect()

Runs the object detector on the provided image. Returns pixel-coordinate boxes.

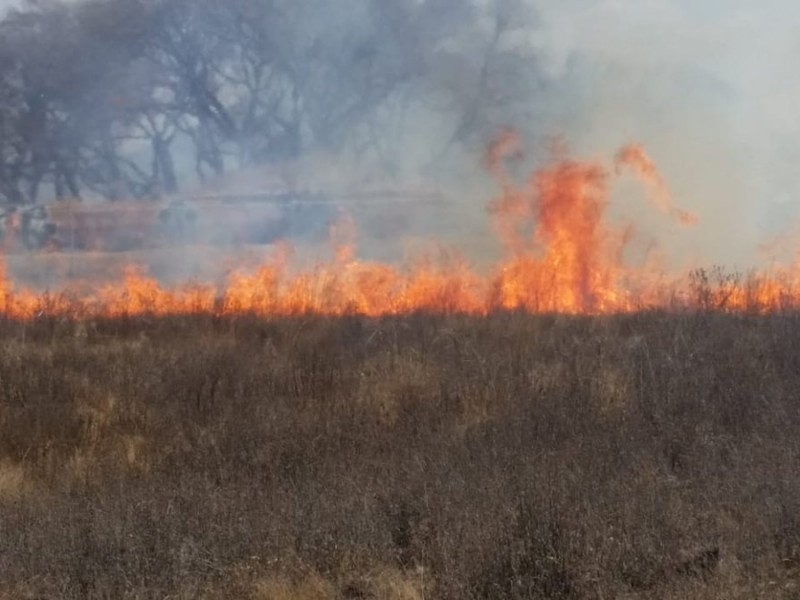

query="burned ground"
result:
[0,312,799,598]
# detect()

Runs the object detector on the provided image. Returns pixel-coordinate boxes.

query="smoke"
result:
[519,0,800,267]
[2,0,796,279]
[0,0,19,14]
[345,0,800,271]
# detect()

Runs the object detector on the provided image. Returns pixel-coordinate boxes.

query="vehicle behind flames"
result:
[0,189,444,254]
[0,192,336,253]
[0,205,59,252]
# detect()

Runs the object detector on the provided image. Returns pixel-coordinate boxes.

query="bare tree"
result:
[0,0,543,204]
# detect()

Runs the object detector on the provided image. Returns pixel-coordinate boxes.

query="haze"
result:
[526,0,800,265]
[1,0,797,267]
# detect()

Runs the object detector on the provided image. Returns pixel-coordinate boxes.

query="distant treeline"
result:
[0,0,538,204]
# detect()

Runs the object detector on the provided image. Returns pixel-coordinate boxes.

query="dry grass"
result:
[0,311,799,598]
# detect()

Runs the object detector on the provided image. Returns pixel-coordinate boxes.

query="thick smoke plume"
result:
[525,0,800,267]
[0,0,797,282]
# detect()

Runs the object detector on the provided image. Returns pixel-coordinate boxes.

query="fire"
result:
[1,134,799,319]
[492,153,621,312]
[615,144,698,226]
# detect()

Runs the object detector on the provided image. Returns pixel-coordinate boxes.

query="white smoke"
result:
[4,0,797,273]
[520,0,800,267]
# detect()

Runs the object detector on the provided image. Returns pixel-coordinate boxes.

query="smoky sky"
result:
[0,0,20,13]
[523,0,800,265]
[2,0,797,267]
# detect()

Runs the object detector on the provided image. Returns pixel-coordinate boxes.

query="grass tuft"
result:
[0,312,798,598]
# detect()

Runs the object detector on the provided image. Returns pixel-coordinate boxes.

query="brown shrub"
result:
[0,312,798,598]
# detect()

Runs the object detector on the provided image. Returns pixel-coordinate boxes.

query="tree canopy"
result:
[0,0,539,203]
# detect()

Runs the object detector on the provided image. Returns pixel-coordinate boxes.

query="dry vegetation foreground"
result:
[1,312,800,598]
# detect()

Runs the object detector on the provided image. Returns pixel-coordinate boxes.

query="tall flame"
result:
[1,135,799,319]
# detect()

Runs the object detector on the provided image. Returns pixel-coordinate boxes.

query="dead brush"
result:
[0,313,797,598]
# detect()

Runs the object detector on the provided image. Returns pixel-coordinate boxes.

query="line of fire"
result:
[0,134,797,320]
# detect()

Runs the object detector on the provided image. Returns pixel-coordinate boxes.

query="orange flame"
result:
[615,144,698,226]
[0,135,798,320]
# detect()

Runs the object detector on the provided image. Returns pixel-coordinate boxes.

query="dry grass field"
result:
[1,310,800,598]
